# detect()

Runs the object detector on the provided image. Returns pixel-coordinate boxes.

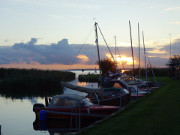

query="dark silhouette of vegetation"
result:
[98,58,117,75]
[0,68,75,98]
[167,55,180,79]
[124,68,169,77]
[78,73,100,82]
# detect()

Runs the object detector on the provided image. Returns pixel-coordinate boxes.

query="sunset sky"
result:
[0,0,180,70]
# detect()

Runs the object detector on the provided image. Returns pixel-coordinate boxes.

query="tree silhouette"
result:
[168,55,180,79]
[97,58,117,75]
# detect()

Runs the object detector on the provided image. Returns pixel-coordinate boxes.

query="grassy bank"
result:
[0,68,75,98]
[79,77,180,135]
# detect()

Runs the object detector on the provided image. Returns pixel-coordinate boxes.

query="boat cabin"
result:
[48,94,93,108]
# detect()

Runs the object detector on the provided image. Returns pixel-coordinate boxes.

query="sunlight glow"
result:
[77,82,88,87]
[76,54,89,62]
[106,53,137,65]
[147,49,167,54]
[0,63,98,70]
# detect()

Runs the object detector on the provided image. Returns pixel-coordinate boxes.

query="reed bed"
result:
[0,68,75,98]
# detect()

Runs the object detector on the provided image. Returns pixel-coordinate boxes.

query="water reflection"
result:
[0,88,62,99]
[77,82,88,87]
[33,118,95,135]
[0,96,47,135]
[33,119,80,134]
[0,70,98,135]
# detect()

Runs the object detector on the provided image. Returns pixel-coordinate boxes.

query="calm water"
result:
[0,70,99,135]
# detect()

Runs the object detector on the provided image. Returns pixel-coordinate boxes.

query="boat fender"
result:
[39,120,47,130]
[87,108,90,114]
[39,110,47,121]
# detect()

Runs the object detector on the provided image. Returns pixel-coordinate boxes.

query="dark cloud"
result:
[160,38,180,55]
[0,38,174,67]
[0,38,76,65]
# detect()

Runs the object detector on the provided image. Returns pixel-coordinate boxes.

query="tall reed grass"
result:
[0,68,75,98]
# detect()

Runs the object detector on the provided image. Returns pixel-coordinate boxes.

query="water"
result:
[0,97,47,135]
[64,69,99,96]
[0,69,98,135]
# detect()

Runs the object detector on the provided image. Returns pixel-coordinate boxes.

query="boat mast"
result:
[115,36,117,58]
[138,23,141,79]
[142,31,149,93]
[142,31,147,80]
[95,22,102,87]
[114,36,117,72]
[169,33,171,58]
[129,20,135,77]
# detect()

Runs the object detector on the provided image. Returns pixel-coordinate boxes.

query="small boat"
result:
[103,78,148,98]
[33,94,119,121]
[62,81,130,106]
[87,87,130,106]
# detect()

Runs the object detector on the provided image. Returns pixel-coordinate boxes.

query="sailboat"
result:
[111,22,160,99]
[103,21,148,99]
[61,22,130,107]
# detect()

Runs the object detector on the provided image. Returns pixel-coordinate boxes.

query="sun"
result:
[106,53,136,65]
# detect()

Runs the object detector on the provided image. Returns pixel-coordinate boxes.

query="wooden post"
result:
[0,125,1,135]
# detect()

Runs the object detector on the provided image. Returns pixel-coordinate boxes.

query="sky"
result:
[0,0,180,70]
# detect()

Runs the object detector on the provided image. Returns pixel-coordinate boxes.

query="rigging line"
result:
[67,26,94,70]
[113,35,125,70]
[116,46,125,70]
[97,25,116,62]
[114,36,125,70]
[114,36,117,73]
[142,32,157,84]
[146,52,157,83]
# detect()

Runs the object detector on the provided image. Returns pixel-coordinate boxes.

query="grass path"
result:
[79,77,180,135]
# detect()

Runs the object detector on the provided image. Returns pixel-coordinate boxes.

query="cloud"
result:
[0,38,76,65]
[171,21,180,24]
[53,0,104,10]
[159,38,180,56]
[165,7,180,11]
[0,37,178,68]
[76,54,89,63]
[147,49,167,54]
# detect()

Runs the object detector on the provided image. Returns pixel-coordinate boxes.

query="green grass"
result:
[79,77,180,135]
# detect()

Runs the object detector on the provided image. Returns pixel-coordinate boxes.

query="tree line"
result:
[98,56,180,78]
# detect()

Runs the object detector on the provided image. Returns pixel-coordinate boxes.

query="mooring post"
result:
[120,96,122,108]
[0,125,1,135]
[137,85,139,99]
[78,104,81,131]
